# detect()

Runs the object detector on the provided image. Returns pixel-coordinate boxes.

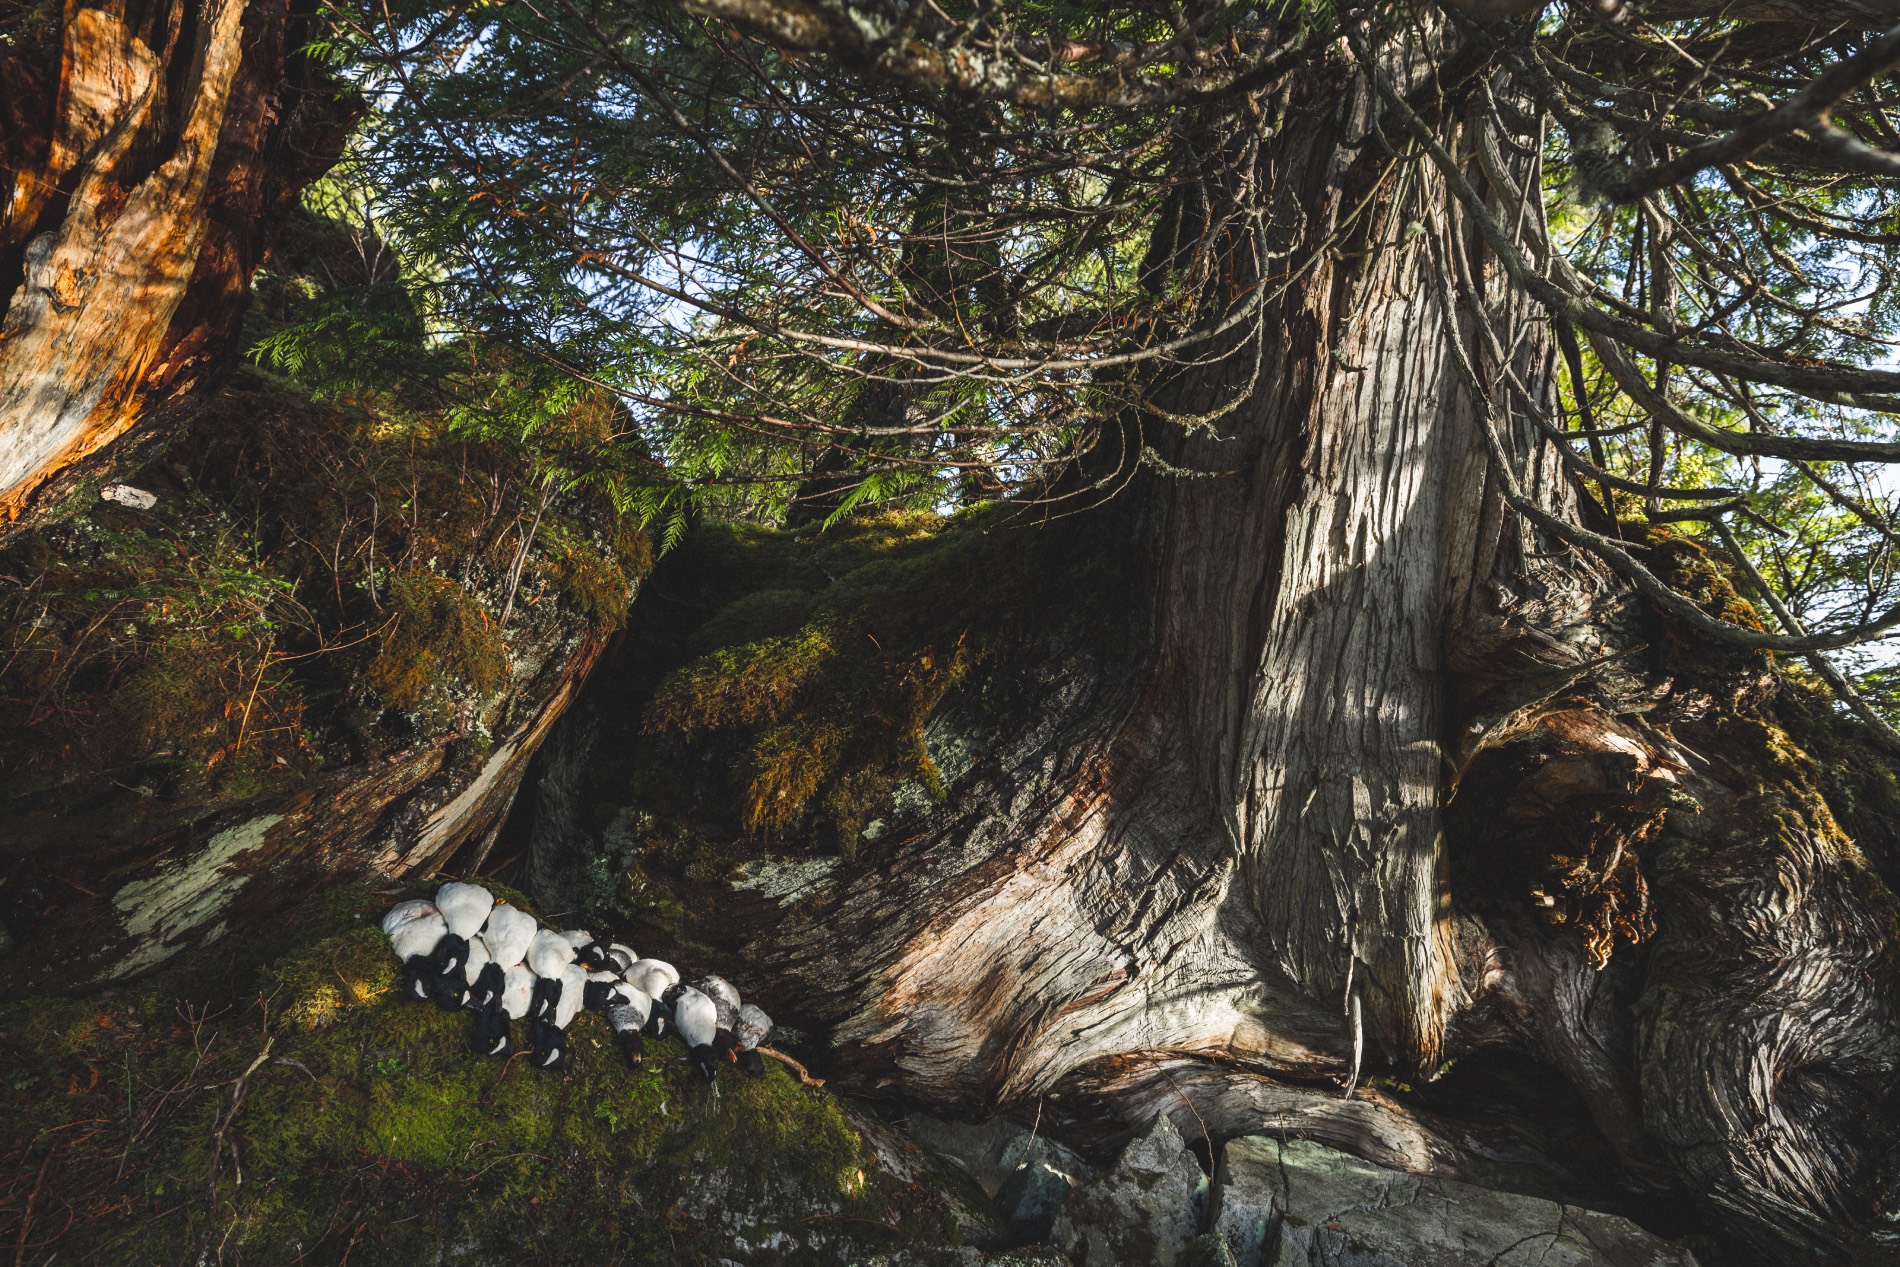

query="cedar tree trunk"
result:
[665,42,1900,1267]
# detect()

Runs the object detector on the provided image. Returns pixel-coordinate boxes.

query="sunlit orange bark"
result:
[0,0,353,539]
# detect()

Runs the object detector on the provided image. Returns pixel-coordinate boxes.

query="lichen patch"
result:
[107,811,283,979]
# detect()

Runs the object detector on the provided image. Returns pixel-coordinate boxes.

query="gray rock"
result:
[1180,1232,1239,1267]
[906,1115,1032,1195]
[845,1250,985,1267]
[666,1098,1006,1262]
[1209,1136,1279,1267]
[1211,1137,1700,1267]
[848,1253,1070,1267]
[855,1253,1079,1261]
[907,1112,1095,1241]
[907,1114,1097,1196]
[994,1155,1073,1242]
[1052,1114,1209,1266]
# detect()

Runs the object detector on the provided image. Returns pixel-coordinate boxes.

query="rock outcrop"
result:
[910,1113,1706,1267]
[1209,1136,1700,1267]
[907,1112,1097,1242]
[1051,1114,1210,1266]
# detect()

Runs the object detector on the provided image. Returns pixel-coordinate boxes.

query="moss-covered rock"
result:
[0,371,647,827]
[636,505,1108,855]
[0,882,1014,1264]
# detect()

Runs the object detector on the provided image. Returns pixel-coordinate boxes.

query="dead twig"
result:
[273,1057,320,1083]
[12,1146,51,1267]
[478,1048,529,1106]
[756,1046,823,1086]
[206,1037,274,1208]
[233,635,275,754]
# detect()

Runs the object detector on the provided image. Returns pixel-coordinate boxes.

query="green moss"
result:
[0,882,990,1265]
[539,514,653,627]
[628,503,1120,857]
[1774,668,1900,893]
[267,925,399,1031]
[744,718,851,838]
[366,572,510,718]
[652,628,837,740]
[697,587,818,649]
[1641,526,1766,632]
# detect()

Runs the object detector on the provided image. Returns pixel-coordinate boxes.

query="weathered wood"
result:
[0,1,236,519]
[722,32,1535,1097]
[546,39,1900,1265]
[12,628,606,991]
[1635,732,1900,1259]
[0,0,353,539]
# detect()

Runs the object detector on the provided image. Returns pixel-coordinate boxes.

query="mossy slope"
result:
[640,506,1114,851]
[0,883,1006,1265]
[0,369,647,866]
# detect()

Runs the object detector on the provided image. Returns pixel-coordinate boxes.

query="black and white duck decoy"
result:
[688,974,742,1059]
[381,899,436,936]
[385,904,449,1004]
[626,959,680,1038]
[462,934,497,1007]
[628,958,679,989]
[734,1003,773,1076]
[526,928,577,1021]
[465,902,533,1014]
[468,977,511,1057]
[529,963,588,1073]
[425,883,492,1007]
[463,902,534,1056]
[435,882,494,941]
[605,986,655,1068]
[583,969,638,1012]
[500,963,534,1024]
[481,904,537,970]
[671,986,721,1082]
[559,928,617,973]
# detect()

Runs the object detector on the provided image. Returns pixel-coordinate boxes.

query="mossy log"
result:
[15,628,606,991]
[0,883,1006,1263]
[0,375,646,989]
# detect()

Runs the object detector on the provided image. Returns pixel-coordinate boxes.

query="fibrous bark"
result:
[569,34,1900,1265]
[0,0,353,539]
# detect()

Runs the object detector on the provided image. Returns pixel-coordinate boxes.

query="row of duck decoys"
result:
[382,882,772,1078]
